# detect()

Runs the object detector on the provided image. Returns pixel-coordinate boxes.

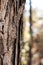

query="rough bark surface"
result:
[0,0,24,65]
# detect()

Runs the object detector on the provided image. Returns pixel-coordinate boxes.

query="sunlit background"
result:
[21,0,43,65]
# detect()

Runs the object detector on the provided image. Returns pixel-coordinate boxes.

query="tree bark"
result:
[0,0,24,65]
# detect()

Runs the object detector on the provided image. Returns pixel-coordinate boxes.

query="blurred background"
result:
[22,0,43,65]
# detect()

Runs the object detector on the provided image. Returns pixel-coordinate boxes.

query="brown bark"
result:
[0,0,24,65]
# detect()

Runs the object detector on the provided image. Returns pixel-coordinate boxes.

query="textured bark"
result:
[0,0,24,65]
[0,0,40,65]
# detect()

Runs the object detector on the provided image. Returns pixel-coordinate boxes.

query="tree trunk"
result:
[0,0,24,65]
